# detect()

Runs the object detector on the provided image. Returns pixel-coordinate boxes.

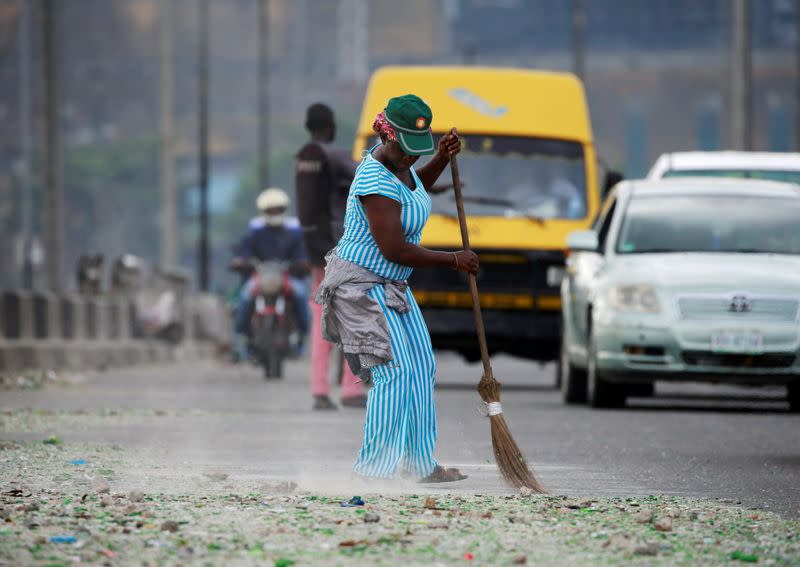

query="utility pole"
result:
[336,0,369,84]
[291,0,308,112]
[795,0,800,151]
[571,0,586,81]
[41,0,63,292]
[18,0,34,289]
[730,0,752,150]
[258,0,269,191]
[440,0,457,60]
[197,0,210,291]
[462,43,476,65]
[160,0,177,267]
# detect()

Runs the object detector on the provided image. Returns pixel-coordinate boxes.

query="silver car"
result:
[559,178,800,409]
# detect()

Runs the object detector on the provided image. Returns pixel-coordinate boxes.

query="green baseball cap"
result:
[385,94,435,156]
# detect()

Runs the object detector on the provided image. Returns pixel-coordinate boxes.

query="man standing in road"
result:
[296,103,366,410]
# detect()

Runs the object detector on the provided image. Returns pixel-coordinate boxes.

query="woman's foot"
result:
[419,465,468,483]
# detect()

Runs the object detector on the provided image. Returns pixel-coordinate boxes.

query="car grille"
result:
[682,351,797,369]
[677,296,799,322]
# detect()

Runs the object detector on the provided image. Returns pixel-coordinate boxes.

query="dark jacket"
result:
[238,223,307,264]
[295,141,356,267]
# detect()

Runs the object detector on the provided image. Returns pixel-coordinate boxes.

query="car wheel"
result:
[554,353,562,389]
[560,330,587,404]
[587,327,626,409]
[788,383,800,413]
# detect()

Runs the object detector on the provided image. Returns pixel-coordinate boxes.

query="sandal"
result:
[419,465,468,483]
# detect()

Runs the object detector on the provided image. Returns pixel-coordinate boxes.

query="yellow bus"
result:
[353,66,602,365]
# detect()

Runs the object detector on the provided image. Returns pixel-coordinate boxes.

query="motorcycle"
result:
[248,260,300,379]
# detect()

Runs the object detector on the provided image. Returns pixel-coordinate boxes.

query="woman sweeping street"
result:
[316,94,479,482]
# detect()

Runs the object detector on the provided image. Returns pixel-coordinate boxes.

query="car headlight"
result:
[547,266,565,288]
[609,284,661,313]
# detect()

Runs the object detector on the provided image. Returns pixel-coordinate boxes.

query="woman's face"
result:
[380,136,420,170]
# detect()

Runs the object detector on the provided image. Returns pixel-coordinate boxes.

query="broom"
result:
[449,152,546,493]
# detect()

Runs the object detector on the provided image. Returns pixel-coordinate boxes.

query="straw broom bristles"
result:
[478,373,546,492]
[449,149,545,493]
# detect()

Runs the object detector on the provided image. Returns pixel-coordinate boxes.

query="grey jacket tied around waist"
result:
[315,252,409,382]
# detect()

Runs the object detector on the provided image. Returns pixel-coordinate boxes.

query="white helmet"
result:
[256,187,290,211]
[256,187,290,226]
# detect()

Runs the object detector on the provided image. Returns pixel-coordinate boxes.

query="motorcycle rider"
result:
[231,188,310,362]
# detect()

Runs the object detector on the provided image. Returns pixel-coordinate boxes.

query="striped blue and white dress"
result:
[336,147,439,479]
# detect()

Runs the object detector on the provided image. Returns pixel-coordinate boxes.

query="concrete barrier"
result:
[0,292,36,371]
[107,300,120,340]
[95,297,108,341]
[192,293,232,344]
[60,296,74,340]
[32,293,49,339]
[1,292,19,339]
[84,298,99,340]
[129,298,144,339]
[0,289,230,373]
[2,291,35,340]
[115,297,131,341]
[44,293,62,341]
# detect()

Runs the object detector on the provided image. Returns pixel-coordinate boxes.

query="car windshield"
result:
[369,134,588,220]
[664,169,800,184]
[616,195,800,255]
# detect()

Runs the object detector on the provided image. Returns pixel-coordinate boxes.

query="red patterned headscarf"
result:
[372,111,397,143]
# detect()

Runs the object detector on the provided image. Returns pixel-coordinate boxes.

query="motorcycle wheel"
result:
[253,314,285,380]
[265,346,283,379]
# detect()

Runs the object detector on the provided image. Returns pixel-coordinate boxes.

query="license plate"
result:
[710,330,763,354]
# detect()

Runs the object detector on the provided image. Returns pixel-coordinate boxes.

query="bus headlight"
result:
[609,284,660,313]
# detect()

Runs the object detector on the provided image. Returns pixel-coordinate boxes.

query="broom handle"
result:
[450,153,493,379]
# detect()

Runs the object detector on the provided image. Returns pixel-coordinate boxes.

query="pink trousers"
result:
[310,267,364,399]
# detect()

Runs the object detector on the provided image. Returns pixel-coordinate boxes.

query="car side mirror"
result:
[567,230,599,252]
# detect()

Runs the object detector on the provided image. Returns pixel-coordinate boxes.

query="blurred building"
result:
[0,0,797,290]
[454,0,796,53]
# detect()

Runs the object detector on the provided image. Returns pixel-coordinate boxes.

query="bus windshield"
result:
[368,134,588,220]
[434,134,587,220]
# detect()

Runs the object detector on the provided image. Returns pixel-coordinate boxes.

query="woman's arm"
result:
[415,128,460,192]
[361,194,478,273]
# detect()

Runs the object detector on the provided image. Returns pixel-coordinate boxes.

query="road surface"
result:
[2,353,798,518]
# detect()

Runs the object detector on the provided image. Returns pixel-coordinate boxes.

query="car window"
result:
[616,195,800,255]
